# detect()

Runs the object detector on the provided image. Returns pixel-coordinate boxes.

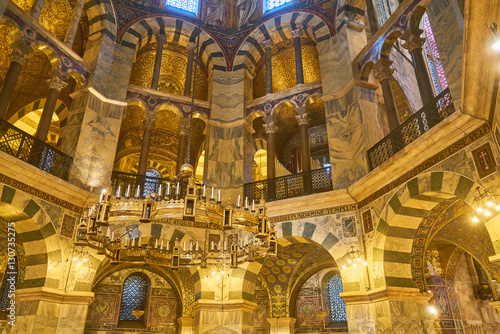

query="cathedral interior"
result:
[0,0,500,333]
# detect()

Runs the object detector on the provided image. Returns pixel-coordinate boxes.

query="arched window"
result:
[265,0,292,12]
[328,274,347,322]
[166,0,198,14]
[119,274,149,323]
[422,13,448,94]
[143,168,162,197]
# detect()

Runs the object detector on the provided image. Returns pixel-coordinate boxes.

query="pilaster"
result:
[193,299,257,334]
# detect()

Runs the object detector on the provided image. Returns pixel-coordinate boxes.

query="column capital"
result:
[47,71,68,92]
[263,122,278,134]
[187,41,197,52]
[143,116,156,130]
[373,59,394,82]
[179,118,190,135]
[156,33,167,45]
[261,38,273,49]
[177,316,194,326]
[10,44,32,66]
[291,27,304,39]
[295,112,309,126]
[402,30,426,53]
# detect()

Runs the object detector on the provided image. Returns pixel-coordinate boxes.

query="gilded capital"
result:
[261,38,273,50]
[291,28,304,39]
[373,59,394,82]
[187,41,197,52]
[9,47,31,66]
[295,113,308,126]
[47,72,68,92]
[143,116,156,130]
[156,33,167,45]
[402,33,426,53]
[263,122,278,134]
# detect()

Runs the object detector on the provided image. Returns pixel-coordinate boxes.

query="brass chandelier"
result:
[74,164,278,269]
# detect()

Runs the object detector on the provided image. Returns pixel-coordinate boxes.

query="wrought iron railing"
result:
[243,167,333,202]
[111,171,206,199]
[367,88,455,170]
[0,118,73,180]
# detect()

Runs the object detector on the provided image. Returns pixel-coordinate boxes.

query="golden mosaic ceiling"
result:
[253,41,321,99]
[155,105,180,134]
[259,240,335,318]
[130,43,209,101]
[305,95,326,128]
[0,25,14,88]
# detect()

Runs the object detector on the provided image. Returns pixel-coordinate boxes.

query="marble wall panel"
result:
[325,85,382,190]
[206,124,244,201]
[62,92,125,190]
[211,69,245,123]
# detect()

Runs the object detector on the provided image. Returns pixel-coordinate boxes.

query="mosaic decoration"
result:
[148,297,177,324]
[328,274,347,322]
[119,274,149,321]
[423,13,448,94]
[60,214,77,239]
[362,209,373,233]
[166,0,198,13]
[87,293,121,323]
[472,142,497,179]
[266,0,292,11]
[341,216,356,238]
[253,42,321,99]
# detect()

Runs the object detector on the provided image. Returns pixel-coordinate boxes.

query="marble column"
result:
[292,28,304,85]
[373,59,400,131]
[30,0,45,20]
[151,33,167,90]
[267,317,296,334]
[402,30,435,106]
[263,120,277,179]
[64,0,85,47]
[176,118,189,174]
[193,300,257,334]
[35,71,68,141]
[295,108,311,173]
[137,114,156,176]
[262,38,273,95]
[184,42,197,97]
[0,45,32,120]
[6,287,94,334]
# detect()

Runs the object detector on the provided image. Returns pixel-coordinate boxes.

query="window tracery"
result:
[166,0,198,14]
[119,274,149,322]
[328,274,347,322]
[266,0,292,12]
[422,13,448,94]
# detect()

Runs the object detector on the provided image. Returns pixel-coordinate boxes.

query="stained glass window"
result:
[166,0,198,14]
[376,0,389,25]
[266,0,292,11]
[143,168,162,197]
[422,13,448,94]
[0,257,17,312]
[328,274,347,322]
[119,274,149,321]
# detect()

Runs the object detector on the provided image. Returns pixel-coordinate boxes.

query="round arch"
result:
[371,171,500,290]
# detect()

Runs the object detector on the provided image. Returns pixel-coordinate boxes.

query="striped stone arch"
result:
[253,137,267,153]
[118,16,226,71]
[130,160,170,176]
[7,98,69,129]
[232,11,332,74]
[371,171,492,290]
[84,0,118,39]
[0,184,63,289]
